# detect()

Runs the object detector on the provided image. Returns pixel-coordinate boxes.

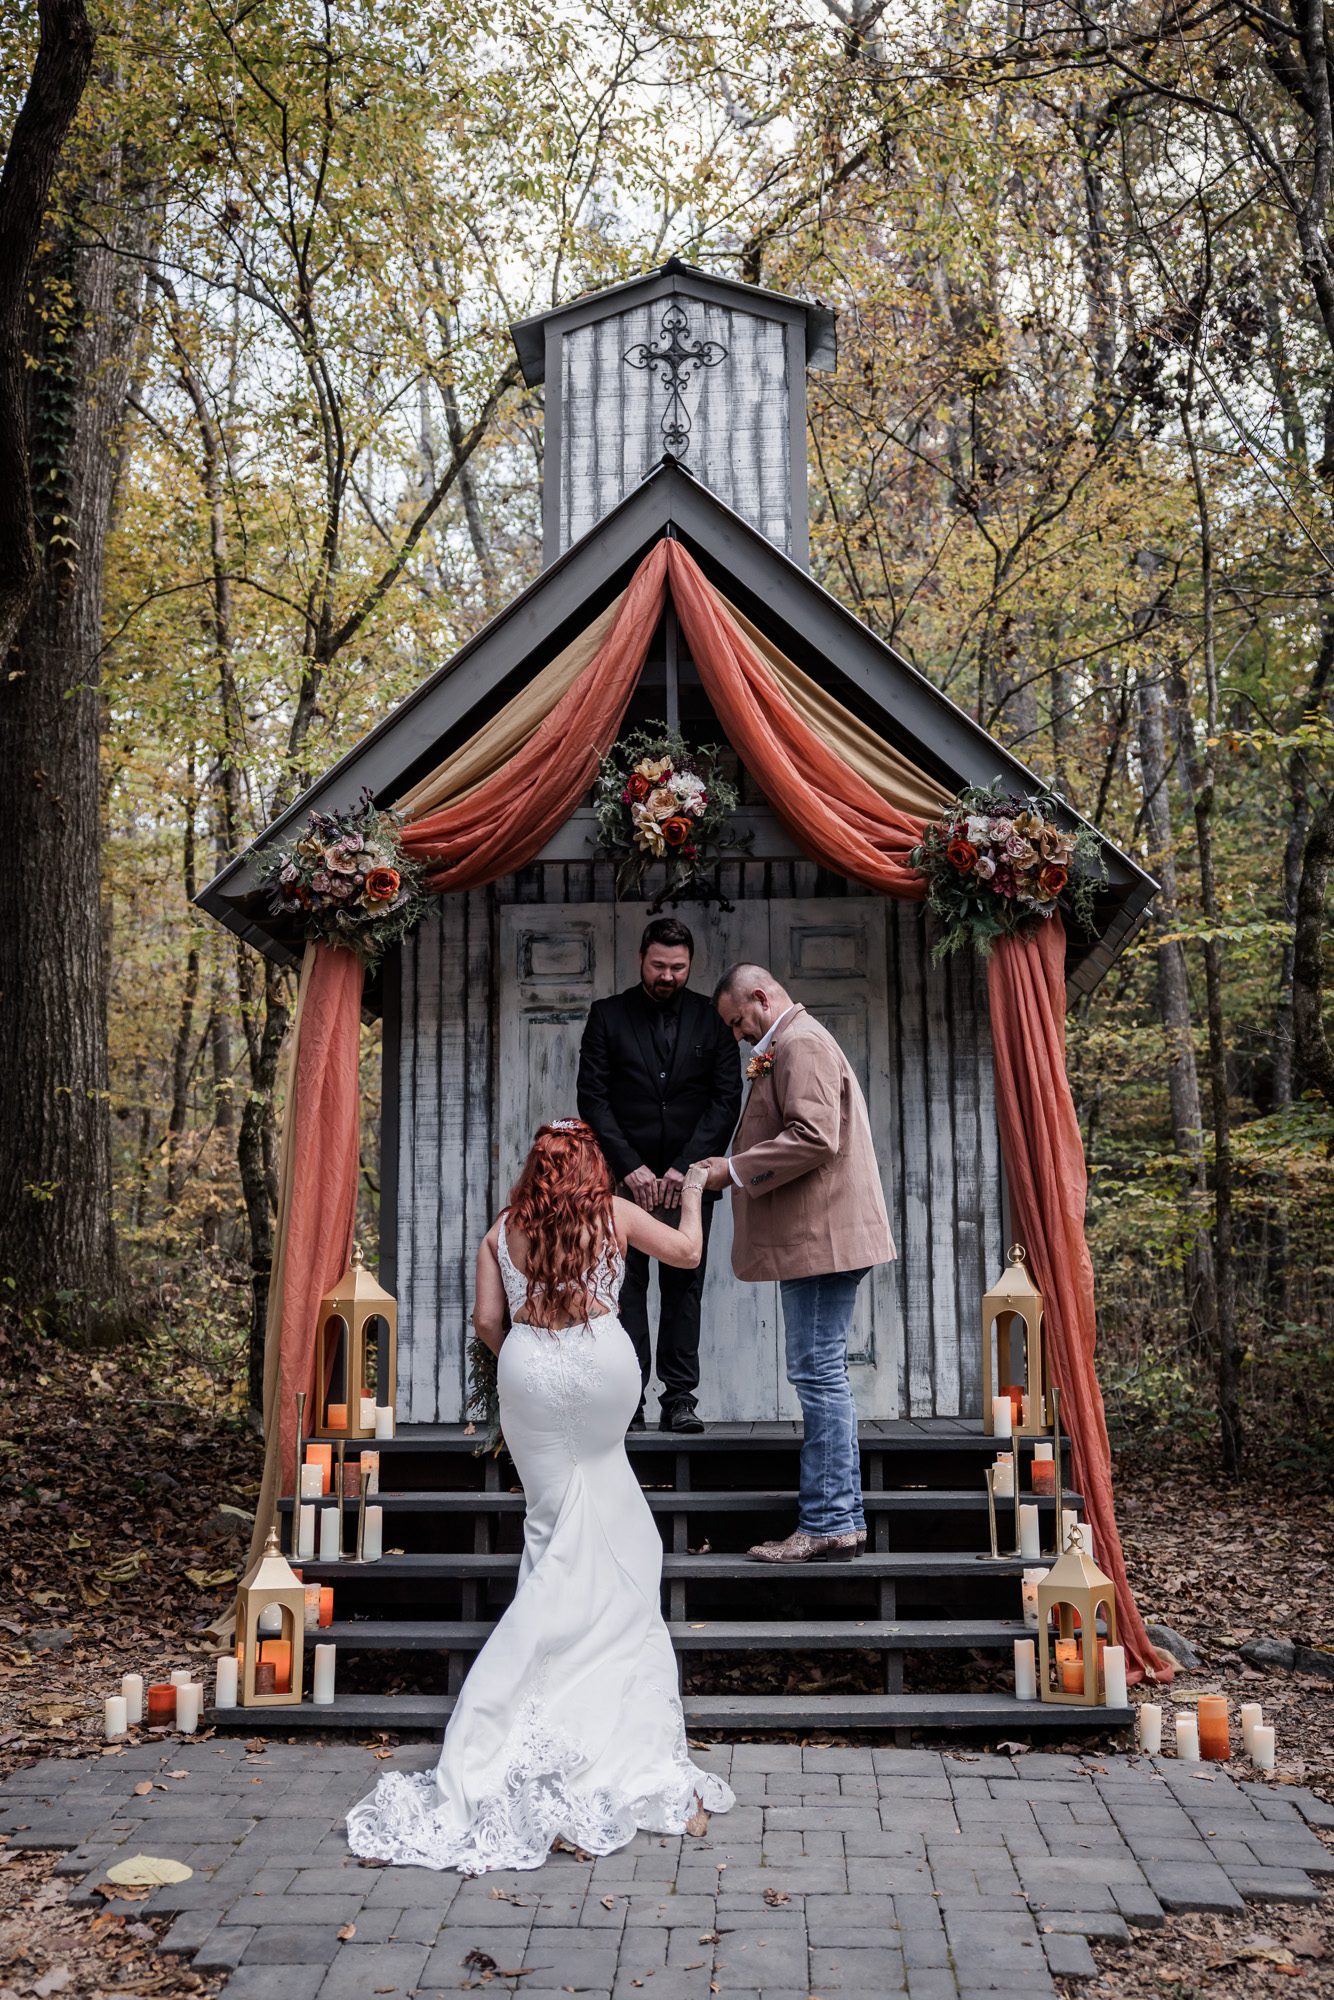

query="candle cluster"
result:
[1013,1637,1127,1706]
[299,1446,384,1564]
[1135,1698,1276,1768]
[102,1669,203,1740]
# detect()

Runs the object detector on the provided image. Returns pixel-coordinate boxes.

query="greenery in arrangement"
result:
[259,792,430,968]
[465,1335,503,1455]
[594,729,746,907]
[910,783,1105,960]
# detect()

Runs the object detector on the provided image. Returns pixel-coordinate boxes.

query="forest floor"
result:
[0,1341,1329,1998]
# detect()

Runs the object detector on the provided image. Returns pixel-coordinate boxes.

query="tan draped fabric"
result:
[396,595,626,820]
[714,594,955,822]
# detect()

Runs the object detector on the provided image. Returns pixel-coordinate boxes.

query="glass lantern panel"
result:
[362,1315,386,1400]
[321,1313,349,1407]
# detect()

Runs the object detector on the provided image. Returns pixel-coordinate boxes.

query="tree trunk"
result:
[0,167,149,1330]
[1292,797,1334,1110]
[0,0,95,660]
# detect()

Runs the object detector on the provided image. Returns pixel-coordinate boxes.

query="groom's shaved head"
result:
[712,962,775,1007]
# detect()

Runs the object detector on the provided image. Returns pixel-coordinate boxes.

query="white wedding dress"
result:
[345,1215,734,1874]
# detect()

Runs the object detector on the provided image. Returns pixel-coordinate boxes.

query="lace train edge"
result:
[345,1762,735,1877]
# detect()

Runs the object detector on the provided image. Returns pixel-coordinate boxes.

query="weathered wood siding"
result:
[559,303,792,554]
[389,866,1003,1422]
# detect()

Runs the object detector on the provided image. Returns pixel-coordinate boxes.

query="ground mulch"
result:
[0,1345,1329,1994]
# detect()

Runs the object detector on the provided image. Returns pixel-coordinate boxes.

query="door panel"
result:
[498,907,615,1198]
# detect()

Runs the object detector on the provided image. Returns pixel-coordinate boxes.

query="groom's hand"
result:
[624,1164,659,1210]
[659,1168,686,1209]
[697,1157,733,1192]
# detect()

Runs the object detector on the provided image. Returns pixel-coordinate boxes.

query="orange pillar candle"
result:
[1197,1695,1230,1761]
[1059,1656,1087,1693]
[1030,1459,1056,1496]
[146,1682,176,1725]
[326,1403,348,1431]
[258,1639,292,1694]
[305,1444,332,1495]
[1001,1385,1024,1422]
[319,1587,334,1628]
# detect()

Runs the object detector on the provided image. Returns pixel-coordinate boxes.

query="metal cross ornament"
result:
[623,303,728,459]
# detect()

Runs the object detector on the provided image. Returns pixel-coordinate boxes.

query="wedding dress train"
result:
[345,1217,734,1874]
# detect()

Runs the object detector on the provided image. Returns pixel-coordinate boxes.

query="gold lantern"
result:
[982,1245,1049,1437]
[1036,1524,1117,1706]
[235,1527,305,1707]
[313,1245,397,1440]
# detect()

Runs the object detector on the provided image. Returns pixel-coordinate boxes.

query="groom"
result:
[577,917,742,1432]
[700,963,894,1561]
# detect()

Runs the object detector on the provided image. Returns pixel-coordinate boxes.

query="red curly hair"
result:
[505,1120,617,1327]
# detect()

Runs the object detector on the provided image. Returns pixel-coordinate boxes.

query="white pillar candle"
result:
[1137,1703,1163,1754]
[319,1504,341,1561]
[362,1505,383,1562]
[1013,1638,1037,1701]
[312,1642,336,1704]
[991,1454,1015,1497]
[299,1463,324,1500]
[1060,1507,1078,1552]
[170,1668,193,1686]
[1102,1645,1128,1709]
[359,1395,376,1429]
[1176,1713,1200,1762]
[1034,1440,1054,1461]
[1251,1724,1276,1770]
[990,1397,1013,1439]
[374,1404,395,1439]
[121,1673,144,1726]
[1021,1567,1045,1628]
[296,1503,316,1560]
[103,1695,128,1740]
[214,1656,239,1708]
[175,1684,202,1734]
[1240,1702,1263,1757]
[1018,1504,1041,1560]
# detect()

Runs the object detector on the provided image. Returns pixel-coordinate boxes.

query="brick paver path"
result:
[3,1739,1331,1998]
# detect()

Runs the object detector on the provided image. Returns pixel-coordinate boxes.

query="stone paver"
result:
[1,1739,1330,1995]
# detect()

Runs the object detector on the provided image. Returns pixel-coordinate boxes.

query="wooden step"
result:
[207,1690,1132,1734]
[359,1422,1065,1457]
[279,1488,1080,1515]
[318,1616,1036,1652]
[296,1550,1034,1582]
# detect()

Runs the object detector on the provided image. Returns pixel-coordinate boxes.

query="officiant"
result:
[576,916,743,1431]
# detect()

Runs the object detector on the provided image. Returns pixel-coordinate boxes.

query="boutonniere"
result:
[745,1046,777,1082]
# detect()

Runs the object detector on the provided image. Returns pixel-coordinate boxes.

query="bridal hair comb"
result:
[549,1118,582,1133]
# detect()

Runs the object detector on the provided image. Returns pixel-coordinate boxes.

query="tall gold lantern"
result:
[313,1245,397,1440]
[982,1245,1049,1437]
[1036,1525,1117,1706]
[235,1527,305,1707]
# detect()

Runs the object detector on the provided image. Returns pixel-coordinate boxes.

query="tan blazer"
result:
[728,1004,895,1283]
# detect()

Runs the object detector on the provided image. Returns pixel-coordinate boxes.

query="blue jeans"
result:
[780,1269,869,1538]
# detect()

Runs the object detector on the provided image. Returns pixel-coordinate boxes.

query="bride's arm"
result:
[472,1226,508,1355]
[613,1169,707,1269]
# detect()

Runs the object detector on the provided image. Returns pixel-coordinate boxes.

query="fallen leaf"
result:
[698,1931,721,1945]
[185,1567,235,1588]
[337,1922,356,1940]
[243,1739,267,1754]
[600,1894,616,1910]
[104,1854,193,1886]
[32,1971,71,1997]
[762,1887,790,1906]
[168,1769,189,1779]
[685,1804,710,1837]
[132,1782,153,1796]
[1291,1932,1327,1960]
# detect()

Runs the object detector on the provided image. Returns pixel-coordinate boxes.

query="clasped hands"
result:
[624,1158,733,1209]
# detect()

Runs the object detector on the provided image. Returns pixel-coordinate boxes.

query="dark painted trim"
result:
[511,257,837,386]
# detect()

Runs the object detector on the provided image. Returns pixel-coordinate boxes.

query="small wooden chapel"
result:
[198,260,1160,1732]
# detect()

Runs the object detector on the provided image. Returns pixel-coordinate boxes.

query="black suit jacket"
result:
[577,984,743,1188]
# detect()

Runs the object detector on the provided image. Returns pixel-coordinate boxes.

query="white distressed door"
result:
[770,899,900,1418]
[498,906,616,1197]
[611,905,773,1421]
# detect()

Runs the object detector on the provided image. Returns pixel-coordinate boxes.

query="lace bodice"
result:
[497,1214,624,1326]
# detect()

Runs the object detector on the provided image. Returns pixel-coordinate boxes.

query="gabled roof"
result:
[509,256,838,385]
[195,457,1156,997]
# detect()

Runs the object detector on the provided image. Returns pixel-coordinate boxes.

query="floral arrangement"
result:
[594,727,745,906]
[259,790,430,968]
[465,1334,503,1456]
[909,782,1104,959]
[745,1047,777,1081]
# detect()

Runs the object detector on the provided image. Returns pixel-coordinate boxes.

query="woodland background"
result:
[2,0,1334,1483]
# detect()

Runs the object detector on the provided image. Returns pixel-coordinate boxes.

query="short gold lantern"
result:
[313,1245,397,1440]
[1036,1524,1117,1706]
[235,1527,305,1707]
[982,1245,1049,1437]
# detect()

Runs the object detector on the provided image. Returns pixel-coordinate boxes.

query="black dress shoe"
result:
[660,1400,705,1433]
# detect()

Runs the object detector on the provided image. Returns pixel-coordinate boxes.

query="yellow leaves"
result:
[185,1566,236,1589]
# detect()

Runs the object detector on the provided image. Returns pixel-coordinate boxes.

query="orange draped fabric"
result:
[268,537,1166,1678]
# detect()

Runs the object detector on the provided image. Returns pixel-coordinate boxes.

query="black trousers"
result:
[618,1198,715,1409]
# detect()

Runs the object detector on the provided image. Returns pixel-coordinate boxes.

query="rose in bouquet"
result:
[259,789,430,968]
[909,782,1104,958]
[595,727,747,906]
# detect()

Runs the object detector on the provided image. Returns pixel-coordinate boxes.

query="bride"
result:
[346,1117,734,1875]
